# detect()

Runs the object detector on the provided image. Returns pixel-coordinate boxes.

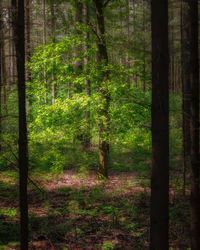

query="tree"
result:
[25,0,31,82]
[181,0,191,195]
[93,0,110,178]
[188,1,200,249]
[0,4,3,152]
[14,0,29,248]
[150,0,169,249]
[83,2,91,150]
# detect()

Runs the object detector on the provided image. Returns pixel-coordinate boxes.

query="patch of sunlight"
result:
[0,171,17,185]
[0,208,17,218]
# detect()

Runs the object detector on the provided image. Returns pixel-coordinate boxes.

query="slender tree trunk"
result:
[189,1,200,249]
[170,4,175,93]
[132,0,138,87]
[142,0,146,92]
[74,0,83,79]
[0,6,2,152]
[83,2,91,150]
[93,0,110,178]
[50,0,56,104]
[42,0,46,45]
[2,2,10,116]
[42,0,47,104]
[9,5,14,86]
[126,0,131,87]
[150,1,169,249]
[14,0,29,248]
[181,0,191,196]
[25,0,31,82]
[50,0,56,43]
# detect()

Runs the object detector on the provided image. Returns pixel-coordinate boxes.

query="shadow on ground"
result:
[0,170,190,250]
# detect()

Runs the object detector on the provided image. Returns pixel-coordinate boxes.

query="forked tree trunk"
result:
[150,0,169,249]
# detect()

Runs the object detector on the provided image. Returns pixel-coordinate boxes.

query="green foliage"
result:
[102,241,115,250]
[0,208,17,218]
[26,33,152,173]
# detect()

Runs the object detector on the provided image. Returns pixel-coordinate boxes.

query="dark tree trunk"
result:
[75,0,83,25]
[150,1,169,249]
[14,0,29,248]
[170,5,175,93]
[0,6,2,152]
[189,1,200,249]
[181,0,191,195]
[142,0,146,92]
[93,0,110,178]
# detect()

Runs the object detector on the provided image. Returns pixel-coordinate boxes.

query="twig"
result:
[88,21,101,42]
[1,155,45,195]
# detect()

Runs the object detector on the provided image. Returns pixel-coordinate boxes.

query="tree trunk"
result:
[126,0,131,87]
[0,6,2,152]
[25,0,31,81]
[42,0,47,104]
[150,0,169,249]
[50,0,56,104]
[13,0,29,248]
[189,1,200,249]
[181,0,191,195]
[74,0,83,78]
[93,0,110,178]
[142,0,146,92]
[9,4,15,86]
[83,2,91,150]
[170,4,175,93]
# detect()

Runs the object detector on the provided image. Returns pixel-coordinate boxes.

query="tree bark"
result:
[93,0,110,178]
[50,0,56,104]
[25,0,31,82]
[74,0,83,76]
[9,3,15,86]
[150,1,169,249]
[42,0,48,104]
[83,2,91,150]
[189,1,200,249]
[13,0,29,248]
[181,0,191,195]
[0,5,3,152]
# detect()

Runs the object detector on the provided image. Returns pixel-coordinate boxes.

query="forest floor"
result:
[0,167,190,250]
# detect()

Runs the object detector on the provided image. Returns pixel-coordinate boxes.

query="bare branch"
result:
[88,21,101,42]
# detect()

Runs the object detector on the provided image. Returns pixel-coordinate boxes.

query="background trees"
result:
[0,0,199,249]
